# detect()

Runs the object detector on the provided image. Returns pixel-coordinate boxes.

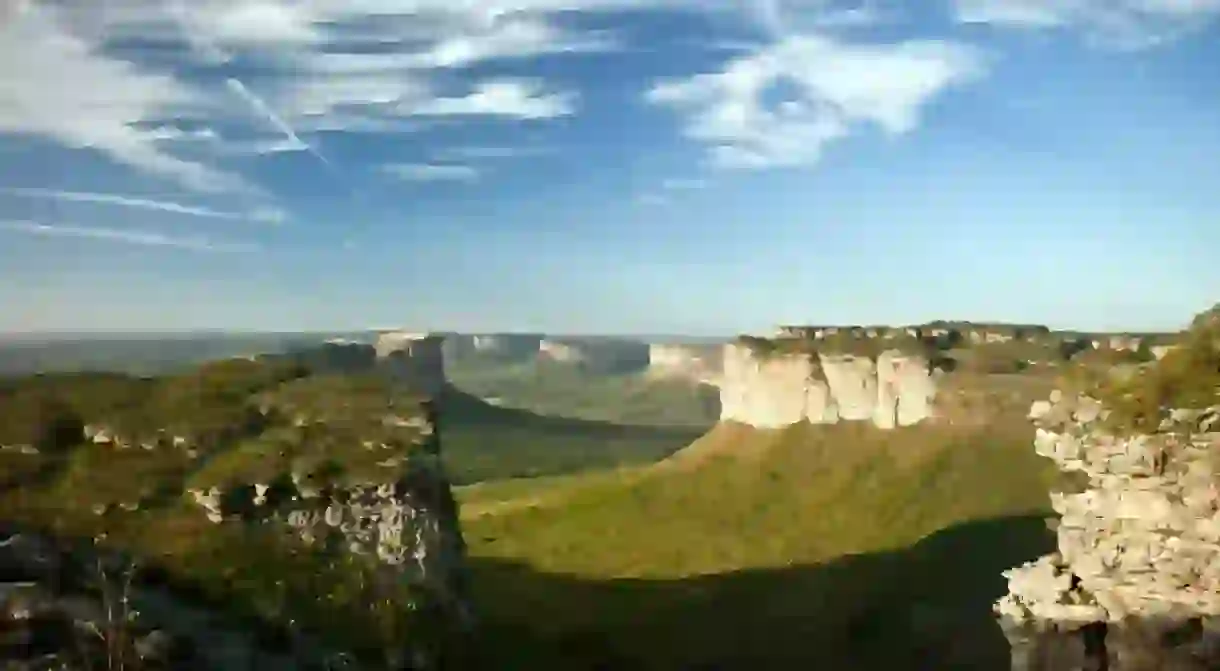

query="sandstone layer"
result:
[717,341,938,430]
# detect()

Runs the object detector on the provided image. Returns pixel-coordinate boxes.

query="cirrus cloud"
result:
[647,35,985,170]
[952,0,1220,48]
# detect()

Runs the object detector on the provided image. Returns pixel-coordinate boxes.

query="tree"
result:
[28,395,85,453]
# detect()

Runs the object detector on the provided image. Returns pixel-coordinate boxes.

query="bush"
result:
[1096,306,1220,432]
[0,393,87,452]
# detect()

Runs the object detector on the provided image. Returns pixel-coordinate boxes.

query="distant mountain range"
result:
[0,331,731,377]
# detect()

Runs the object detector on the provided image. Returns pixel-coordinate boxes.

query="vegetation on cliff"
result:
[0,356,466,666]
[1089,304,1220,432]
[734,332,931,361]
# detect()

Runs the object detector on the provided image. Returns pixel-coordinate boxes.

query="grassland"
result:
[5,317,1208,669]
[446,358,719,428]
[458,417,1058,668]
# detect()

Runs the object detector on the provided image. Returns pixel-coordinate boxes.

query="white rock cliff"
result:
[995,391,1220,670]
[717,342,938,430]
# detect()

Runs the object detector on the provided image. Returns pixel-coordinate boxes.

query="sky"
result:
[0,0,1218,336]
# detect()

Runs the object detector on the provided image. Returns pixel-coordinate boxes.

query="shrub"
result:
[1095,306,1220,432]
[0,392,85,451]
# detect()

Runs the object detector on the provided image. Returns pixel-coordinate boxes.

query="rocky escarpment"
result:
[537,337,651,373]
[995,306,1220,670]
[372,331,446,396]
[268,331,447,395]
[0,344,472,669]
[442,333,543,363]
[182,390,472,667]
[718,338,939,430]
[647,343,724,383]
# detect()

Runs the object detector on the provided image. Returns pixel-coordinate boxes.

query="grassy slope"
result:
[446,359,719,428]
[440,389,706,484]
[461,418,1057,669]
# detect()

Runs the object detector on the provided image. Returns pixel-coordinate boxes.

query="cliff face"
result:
[374,331,446,396]
[995,308,1220,670]
[538,337,651,373]
[185,393,471,666]
[647,343,724,383]
[717,342,938,430]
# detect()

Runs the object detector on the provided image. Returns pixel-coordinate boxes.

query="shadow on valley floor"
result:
[465,513,1053,670]
[441,390,708,484]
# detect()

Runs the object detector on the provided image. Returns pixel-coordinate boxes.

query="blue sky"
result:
[1,0,1217,335]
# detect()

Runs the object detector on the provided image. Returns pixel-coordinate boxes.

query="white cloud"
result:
[647,35,984,170]
[408,79,576,119]
[661,178,708,190]
[0,220,257,252]
[434,145,552,159]
[380,163,481,182]
[301,16,617,72]
[0,4,242,193]
[952,0,1220,47]
[751,0,891,36]
[0,187,286,223]
[954,0,1073,26]
[0,1,624,199]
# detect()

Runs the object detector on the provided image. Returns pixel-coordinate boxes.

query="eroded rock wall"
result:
[647,343,724,383]
[538,337,651,373]
[470,333,543,361]
[995,392,1220,670]
[374,331,446,396]
[184,399,471,665]
[717,343,938,430]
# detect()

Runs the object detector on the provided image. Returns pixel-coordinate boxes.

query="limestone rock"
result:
[994,387,1220,669]
[717,342,937,430]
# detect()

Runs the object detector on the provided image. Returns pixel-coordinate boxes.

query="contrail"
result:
[0,187,281,223]
[0,220,257,253]
[165,0,335,175]
[162,0,377,246]
[224,78,334,171]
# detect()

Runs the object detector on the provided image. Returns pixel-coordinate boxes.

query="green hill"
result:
[447,358,719,428]
[459,417,1058,668]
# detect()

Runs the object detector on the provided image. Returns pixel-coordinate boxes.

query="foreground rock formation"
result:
[995,307,1220,670]
[0,527,340,670]
[718,339,939,429]
[0,342,471,669]
[183,393,471,667]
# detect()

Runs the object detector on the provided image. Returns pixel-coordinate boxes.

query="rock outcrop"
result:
[538,337,651,373]
[0,527,340,670]
[995,307,1220,670]
[470,333,543,361]
[718,340,938,430]
[183,395,470,666]
[647,343,724,383]
[374,331,446,395]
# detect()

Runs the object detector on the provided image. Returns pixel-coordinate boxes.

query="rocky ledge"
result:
[994,392,1220,669]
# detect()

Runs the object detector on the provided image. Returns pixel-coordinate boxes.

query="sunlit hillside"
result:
[460,416,1059,669]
